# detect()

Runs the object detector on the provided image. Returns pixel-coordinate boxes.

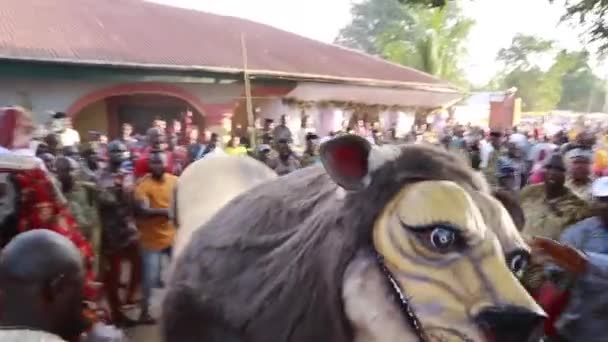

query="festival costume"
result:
[0,107,97,300]
[165,136,544,342]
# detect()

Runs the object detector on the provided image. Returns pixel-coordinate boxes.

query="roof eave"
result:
[0,55,462,94]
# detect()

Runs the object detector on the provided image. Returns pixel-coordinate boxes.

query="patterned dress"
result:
[0,154,97,300]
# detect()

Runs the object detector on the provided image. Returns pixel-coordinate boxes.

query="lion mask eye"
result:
[402,221,466,254]
[430,227,456,250]
[506,250,530,278]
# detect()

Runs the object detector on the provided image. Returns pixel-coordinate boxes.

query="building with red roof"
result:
[0,0,462,141]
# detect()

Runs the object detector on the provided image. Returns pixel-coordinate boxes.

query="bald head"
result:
[0,229,83,283]
[147,127,164,150]
[0,230,86,340]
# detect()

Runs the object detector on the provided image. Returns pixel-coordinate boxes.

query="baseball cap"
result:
[592,177,608,198]
[566,148,592,162]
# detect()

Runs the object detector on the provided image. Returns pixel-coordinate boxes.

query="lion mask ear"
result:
[320,135,372,191]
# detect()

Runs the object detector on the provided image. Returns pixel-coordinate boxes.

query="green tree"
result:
[497,34,555,70]
[399,0,608,53]
[495,35,559,111]
[556,50,606,112]
[336,0,474,86]
[501,67,555,111]
[495,40,606,112]
[334,0,409,55]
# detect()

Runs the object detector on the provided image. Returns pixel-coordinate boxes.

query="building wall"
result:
[0,77,244,123]
[73,100,109,138]
[255,100,415,139]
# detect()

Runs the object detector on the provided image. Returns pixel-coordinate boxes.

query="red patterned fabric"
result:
[7,166,97,300]
[534,281,571,337]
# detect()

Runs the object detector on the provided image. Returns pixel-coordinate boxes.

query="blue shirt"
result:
[557,217,608,341]
[561,217,608,254]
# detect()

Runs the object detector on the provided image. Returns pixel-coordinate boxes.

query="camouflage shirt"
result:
[482,148,503,187]
[565,178,593,203]
[96,170,139,254]
[63,181,99,240]
[520,183,592,291]
[520,184,592,240]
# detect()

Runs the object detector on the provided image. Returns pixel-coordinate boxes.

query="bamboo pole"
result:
[241,34,256,150]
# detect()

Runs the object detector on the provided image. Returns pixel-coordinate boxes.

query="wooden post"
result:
[241,34,256,150]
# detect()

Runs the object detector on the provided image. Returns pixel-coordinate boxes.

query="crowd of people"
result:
[436,122,608,342]
[2,104,608,341]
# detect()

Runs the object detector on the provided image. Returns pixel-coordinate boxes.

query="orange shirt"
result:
[134,174,178,251]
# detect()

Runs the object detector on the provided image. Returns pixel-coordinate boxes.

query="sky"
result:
[150,0,593,86]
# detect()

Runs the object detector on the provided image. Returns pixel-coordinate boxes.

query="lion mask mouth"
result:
[376,253,544,342]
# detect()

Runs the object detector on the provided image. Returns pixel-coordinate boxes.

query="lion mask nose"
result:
[475,305,546,342]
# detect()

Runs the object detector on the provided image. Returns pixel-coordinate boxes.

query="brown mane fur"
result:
[163,144,490,342]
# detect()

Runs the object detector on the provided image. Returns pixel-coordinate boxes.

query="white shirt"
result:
[59,128,80,147]
[479,140,494,169]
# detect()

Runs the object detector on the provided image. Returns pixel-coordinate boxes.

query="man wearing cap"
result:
[256,144,272,165]
[300,132,320,167]
[521,153,592,241]
[565,148,594,202]
[520,153,592,294]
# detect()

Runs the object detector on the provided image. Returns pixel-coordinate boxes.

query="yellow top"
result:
[224,146,248,156]
[594,149,608,170]
[134,174,178,251]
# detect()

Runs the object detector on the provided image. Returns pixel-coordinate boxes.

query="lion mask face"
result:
[373,180,543,341]
[320,136,545,342]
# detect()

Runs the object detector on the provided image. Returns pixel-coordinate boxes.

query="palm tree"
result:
[377,2,474,86]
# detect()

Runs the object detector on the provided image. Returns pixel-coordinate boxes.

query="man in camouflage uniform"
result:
[55,156,102,274]
[565,148,594,202]
[481,131,504,187]
[520,153,592,293]
[300,133,320,168]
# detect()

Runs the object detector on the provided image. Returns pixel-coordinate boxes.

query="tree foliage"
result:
[335,0,474,86]
[493,35,605,112]
[556,50,606,112]
[399,0,608,52]
[334,0,407,55]
[497,34,555,69]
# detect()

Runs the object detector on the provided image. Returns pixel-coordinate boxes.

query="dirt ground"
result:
[123,288,165,342]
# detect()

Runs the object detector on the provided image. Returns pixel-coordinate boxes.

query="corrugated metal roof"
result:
[0,0,456,90]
